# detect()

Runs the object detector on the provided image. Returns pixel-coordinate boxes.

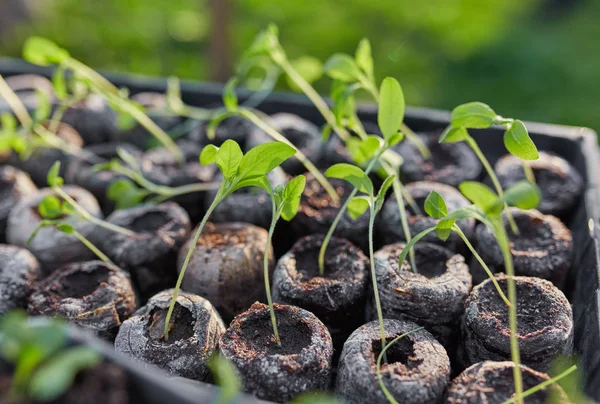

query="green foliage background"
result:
[0,0,598,131]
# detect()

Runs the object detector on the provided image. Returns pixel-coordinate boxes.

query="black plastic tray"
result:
[1,58,599,402]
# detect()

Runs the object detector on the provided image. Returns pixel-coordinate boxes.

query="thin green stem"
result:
[452,224,510,306]
[53,187,136,238]
[0,75,33,128]
[265,198,281,345]
[502,365,577,404]
[73,230,114,266]
[237,108,339,203]
[376,327,425,404]
[368,206,387,353]
[400,123,431,159]
[466,136,519,235]
[164,189,224,339]
[523,161,536,184]
[389,171,416,272]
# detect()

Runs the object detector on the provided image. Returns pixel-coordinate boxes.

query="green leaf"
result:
[107,179,149,209]
[355,38,374,78]
[22,36,70,66]
[321,124,333,142]
[459,181,502,216]
[387,132,405,147]
[378,77,405,139]
[375,175,395,212]
[47,162,64,187]
[245,24,280,58]
[229,174,270,195]
[451,102,497,129]
[116,110,137,131]
[331,81,357,128]
[347,196,370,219]
[503,180,541,210]
[439,126,469,143]
[287,56,323,92]
[34,90,52,123]
[28,346,101,401]
[215,139,243,180]
[347,135,383,165]
[424,191,448,219]
[325,163,373,195]
[237,141,296,180]
[324,54,361,82]
[51,66,67,100]
[503,120,539,161]
[223,78,238,111]
[38,195,63,219]
[200,144,220,165]
[0,112,17,133]
[280,175,306,221]
[435,219,455,241]
[208,354,241,404]
[56,224,75,234]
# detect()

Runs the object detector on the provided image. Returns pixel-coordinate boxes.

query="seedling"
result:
[441,102,540,234]
[92,148,221,209]
[26,161,136,265]
[325,163,395,351]
[0,310,101,402]
[208,354,242,404]
[22,36,184,163]
[398,179,542,404]
[163,139,296,339]
[376,326,425,404]
[263,175,306,345]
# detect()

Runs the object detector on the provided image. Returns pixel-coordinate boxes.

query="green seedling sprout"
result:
[318,77,416,274]
[209,78,339,203]
[163,139,296,339]
[263,175,306,345]
[22,36,184,163]
[440,102,540,234]
[0,311,101,402]
[376,326,425,404]
[208,354,242,404]
[397,179,542,404]
[324,163,395,353]
[92,147,221,209]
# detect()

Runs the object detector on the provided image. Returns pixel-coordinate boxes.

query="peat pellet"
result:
[219,302,333,402]
[140,140,217,221]
[495,152,583,217]
[189,115,255,147]
[61,93,117,145]
[336,319,450,404]
[471,208,572,287]
[114,289,225,381]
[368,242,471,349]
[28,260,137,339]
[378,181,474,253]
[207,167,288,229]
[462,275,573,372]
[445,361,568,404]
[178,222,273,322]
[393,131,482,187]
[91,202,191,301]
[0,244,41,314]
[291,172,369,251]
[7,186,101,272]
[246,113,322,175]
[0,165,37,241]
[1,74,55,112]
[272,234,369,349]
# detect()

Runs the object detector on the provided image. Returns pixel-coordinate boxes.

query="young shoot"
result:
[264,175,306,345]
[440,102,540,234]
[92,147,221,209]
[325,163,395,352]
[318,77,416,274]
[400,179,542,404]
[0,311,101,402]
[22,36,184,163]
[208,77,339,203]
[208,354,242,404]
[163,139,296,339]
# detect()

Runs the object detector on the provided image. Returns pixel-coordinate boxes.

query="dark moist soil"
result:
[237,313,312,356]
[372,337,424,373]
[147,304,195,343]
[471,208,572,287]
[60,267,110,298]
[445,361,568,404]
[462,275,573,372]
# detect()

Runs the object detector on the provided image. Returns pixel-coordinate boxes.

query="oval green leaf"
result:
[216,139,243,180]
[238,141,296,180]
[378,77,405,140]
[347,196,370,220]
[23,36,70,66]
[503,120,539,161]
[439,126,469,143]
[451,102,497,129]
[324,163,373,195]
[200,144,219,165]
[324,54,361,82]
[424,191,448,219]
[503,180,541,210]
[355,38,374,78]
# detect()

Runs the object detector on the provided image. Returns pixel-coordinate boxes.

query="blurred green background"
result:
[0,0,598,131]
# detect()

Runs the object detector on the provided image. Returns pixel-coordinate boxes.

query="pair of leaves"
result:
[346,135,384,165]
[0,114,28,154]
[107,179,150,209]
[324,38,373,83]
[273,175,306,221]
[446,102,539,161]
[38,195,73,220]
[325,163,394,219]
[23,37,70,66]
[245,24,281,59]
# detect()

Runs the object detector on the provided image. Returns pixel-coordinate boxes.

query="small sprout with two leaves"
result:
[263,174,306,345]
[163,139,296,339]
[0,311,101,402]
[325,162,395,352]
